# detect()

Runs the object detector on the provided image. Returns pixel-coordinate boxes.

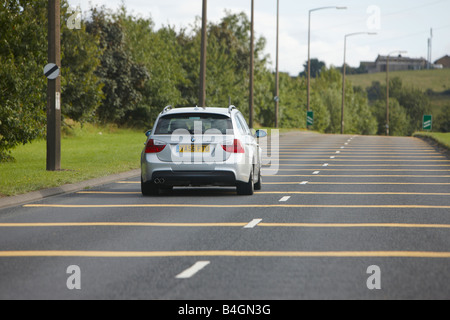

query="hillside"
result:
[347,69,450,116]
[347,69,450,94]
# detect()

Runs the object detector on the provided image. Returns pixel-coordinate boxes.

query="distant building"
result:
[360,55,428,74]
[434,55,450,68]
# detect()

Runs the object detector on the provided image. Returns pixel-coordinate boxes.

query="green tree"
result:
[0,0,47,161]
[371,98,410,136]
[299,59,326,78]
[61,1,104,124]
[435,104,450,132]
[85,6,149,125]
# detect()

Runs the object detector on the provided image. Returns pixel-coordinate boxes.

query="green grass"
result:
[413,132,450,150]
[347,69,450,94]
[347,68,450,119]
[0,124,146,197]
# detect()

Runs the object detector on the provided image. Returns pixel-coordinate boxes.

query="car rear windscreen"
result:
[155,113,233,135]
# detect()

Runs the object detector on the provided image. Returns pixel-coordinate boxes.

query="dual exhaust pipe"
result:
[153,178,166,185]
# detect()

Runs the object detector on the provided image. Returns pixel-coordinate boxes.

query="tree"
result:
[61,1,104,124]
[371,98,410,136]
[85,6,149,125]
[0,0,48,161]
[299,59,326,78]
[434,104,450,133]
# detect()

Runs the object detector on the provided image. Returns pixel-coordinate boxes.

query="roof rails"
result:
[228,105,237,114]
[162,105,173,114]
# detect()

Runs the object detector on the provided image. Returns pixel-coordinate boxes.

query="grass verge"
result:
[0,124,146,197]
[413,132,450,151]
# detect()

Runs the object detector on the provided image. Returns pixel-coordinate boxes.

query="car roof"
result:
[159,106,238,117]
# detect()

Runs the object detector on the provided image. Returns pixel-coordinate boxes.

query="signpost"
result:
[423,115,432,131]
[307,111,314,127]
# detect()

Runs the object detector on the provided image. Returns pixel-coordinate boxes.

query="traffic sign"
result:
[307,111,314,126]
[423,115,432,131]
[44,63,60,80]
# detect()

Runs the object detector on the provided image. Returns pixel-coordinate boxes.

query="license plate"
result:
[177,145,211,153]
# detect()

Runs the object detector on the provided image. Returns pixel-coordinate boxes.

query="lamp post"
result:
[199,0,207,108]
[275,0,279,128]
[386,50,407,136]
[249,0,254,128]
[341,32,376,134]
[307,6,347,117]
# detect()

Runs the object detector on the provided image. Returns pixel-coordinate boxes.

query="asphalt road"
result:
[0,132,449,300]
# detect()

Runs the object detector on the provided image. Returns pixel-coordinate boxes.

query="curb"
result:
[0,169,141,210]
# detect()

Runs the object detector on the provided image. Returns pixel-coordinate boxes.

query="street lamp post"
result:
[307,6,347,118]
[249,0,254,129]
[275,0,279,128]
[386,50,407,136]
[199,0,207,108]
[341,32,376,134]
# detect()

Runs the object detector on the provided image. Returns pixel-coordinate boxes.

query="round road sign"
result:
[44,63,60,80]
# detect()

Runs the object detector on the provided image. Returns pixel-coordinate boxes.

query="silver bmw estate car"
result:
[141,105,267,196]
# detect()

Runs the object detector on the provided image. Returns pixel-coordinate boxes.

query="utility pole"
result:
[47,0,61,171]
[249,0,255,129]
[199,0,207,108]
[274,0,280,128]
[386,50,407,136]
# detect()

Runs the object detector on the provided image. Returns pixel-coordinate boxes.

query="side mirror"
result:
[145,129,152,137]
[255,129,267,138]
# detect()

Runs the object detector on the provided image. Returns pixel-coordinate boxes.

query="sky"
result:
[69,0,450,76]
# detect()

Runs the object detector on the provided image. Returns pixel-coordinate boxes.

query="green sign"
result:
[423,115,432,131]
[307,111,314,126]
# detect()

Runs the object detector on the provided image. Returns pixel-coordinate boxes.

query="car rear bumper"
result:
[150,170,237,187]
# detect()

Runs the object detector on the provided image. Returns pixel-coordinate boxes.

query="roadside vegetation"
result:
[413,132,450,150]
[2,1,447,164]
[0,123,144,196]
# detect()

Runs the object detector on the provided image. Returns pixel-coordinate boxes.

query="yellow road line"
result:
[0,222,246,228]
[23,204,450,209]
[257,191,450,196]
[267,164,450,167]
[264,159,450,162]
[264,182,450,185]
[2,222,449,229]
[275,152,441,154]
[258,223,450,229]
[263,175,450,178]
[268,169,450,172]
[1,250,449,258]
[78,191,140,194]
[265,156,446,159]
[77,191,450,196]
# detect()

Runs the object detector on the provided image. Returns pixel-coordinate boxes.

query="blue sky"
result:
[69,0,450,76]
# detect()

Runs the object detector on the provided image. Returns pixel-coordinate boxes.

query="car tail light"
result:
[222,139,245,154]
[145,139,166,154]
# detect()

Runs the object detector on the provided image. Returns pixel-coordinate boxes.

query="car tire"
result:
[141,178,159,196]
[254,168,262,191]
[237,169,254,196]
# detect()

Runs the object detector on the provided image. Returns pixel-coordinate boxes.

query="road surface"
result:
[0,132,449,300]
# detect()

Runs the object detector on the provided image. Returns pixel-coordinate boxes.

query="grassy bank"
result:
[0,124,146,197]
[413,132,450,150]
[347,69,450,93]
